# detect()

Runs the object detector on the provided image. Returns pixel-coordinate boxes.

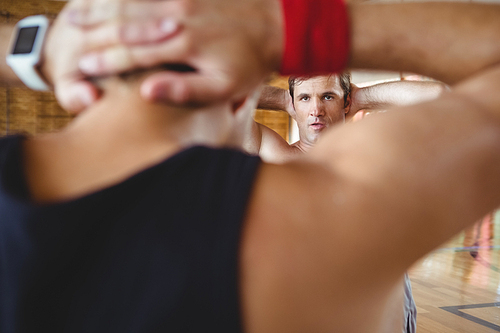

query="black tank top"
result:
[0,135,261,333]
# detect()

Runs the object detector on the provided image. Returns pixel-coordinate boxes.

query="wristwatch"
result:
[6,15,50,91]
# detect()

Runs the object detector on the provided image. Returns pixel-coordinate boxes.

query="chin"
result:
[308,134,321,143]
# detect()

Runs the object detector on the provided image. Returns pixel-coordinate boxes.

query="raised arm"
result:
[257,85,295,117]
[349,3,500,84]
[349,80,448,114]
[65,0,500,109]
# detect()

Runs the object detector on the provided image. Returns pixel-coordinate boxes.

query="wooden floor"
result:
[409,210,500,332]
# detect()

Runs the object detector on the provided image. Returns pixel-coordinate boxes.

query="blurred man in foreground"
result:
[0,0,500,332]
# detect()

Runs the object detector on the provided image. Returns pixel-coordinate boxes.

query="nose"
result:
[309,99,324,117]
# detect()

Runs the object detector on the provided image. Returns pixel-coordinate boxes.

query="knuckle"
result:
[119,23,142,44]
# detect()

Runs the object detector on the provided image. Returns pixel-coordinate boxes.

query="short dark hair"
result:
[288,72,352,107]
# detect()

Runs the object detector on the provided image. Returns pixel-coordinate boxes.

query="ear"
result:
[344,93,352,112]
[288,95,298,120]
[343,93,354,120]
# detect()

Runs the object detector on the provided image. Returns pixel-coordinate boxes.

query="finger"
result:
[140,72,235,106]
[68,1,181,27]
[66,1,119,27]
[81,18,179,51]
[79,37,190,76]
[55,80,101,114]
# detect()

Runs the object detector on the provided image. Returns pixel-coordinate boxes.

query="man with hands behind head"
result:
[258,73,447,154]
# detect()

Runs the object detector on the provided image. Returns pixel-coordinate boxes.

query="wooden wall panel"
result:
[7,88,39,135]
[0,0,65,21]
[254,110,289,141]
[6,88,72,135]
[0,87,72,137]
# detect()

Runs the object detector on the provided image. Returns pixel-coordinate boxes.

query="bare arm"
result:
[257,85,295,118]
[257,86,289,111]
[349,80,448,114]
[67,1,500,108]
[349,3,500,84]
[256,122,302,163]
[240,118,300,164]
[49,1,500,111]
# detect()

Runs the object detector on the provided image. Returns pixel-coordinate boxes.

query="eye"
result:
[300,96,310,101]
[323,95,334,101]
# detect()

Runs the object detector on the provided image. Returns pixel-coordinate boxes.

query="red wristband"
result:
[280,0,350,76]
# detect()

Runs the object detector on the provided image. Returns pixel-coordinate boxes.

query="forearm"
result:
[352,81,448,112]
[0,23,23,87]
[349,3,500,84]
[257,85,289,112]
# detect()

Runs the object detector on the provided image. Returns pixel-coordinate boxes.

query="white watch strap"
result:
[7,15,51,91]
[9,60,50,91]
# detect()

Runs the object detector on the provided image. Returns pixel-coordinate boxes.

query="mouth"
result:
[309,123,326,131]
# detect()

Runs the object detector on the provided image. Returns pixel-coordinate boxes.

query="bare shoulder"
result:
[257,123,302,163]
[239,160,402,332]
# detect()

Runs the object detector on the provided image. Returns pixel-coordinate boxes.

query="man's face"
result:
[292,75,349,145]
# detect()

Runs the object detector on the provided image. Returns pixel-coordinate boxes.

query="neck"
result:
[24,83,237,202]
[75,82,235,148]
[293,138,316,153]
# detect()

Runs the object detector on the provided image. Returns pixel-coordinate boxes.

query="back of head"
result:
[88,64,263,152]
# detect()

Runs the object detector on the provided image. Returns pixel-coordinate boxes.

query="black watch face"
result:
[12,26,39,54]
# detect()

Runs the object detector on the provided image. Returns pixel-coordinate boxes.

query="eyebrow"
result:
[297,91,340,99]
